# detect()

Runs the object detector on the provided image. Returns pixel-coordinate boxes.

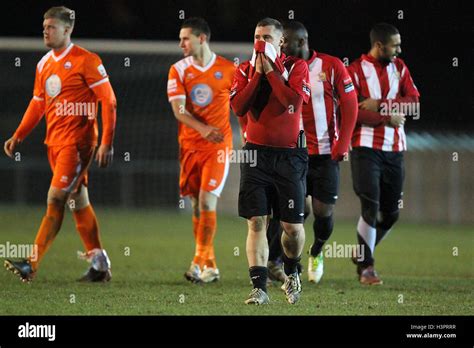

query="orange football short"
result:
[179,147,230,198]
[47,144,95,193]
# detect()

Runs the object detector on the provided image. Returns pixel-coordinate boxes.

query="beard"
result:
[381,47,398,63]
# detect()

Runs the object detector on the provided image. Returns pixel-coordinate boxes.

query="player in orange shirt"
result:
[3,6,117,282]
[167,18,235,283]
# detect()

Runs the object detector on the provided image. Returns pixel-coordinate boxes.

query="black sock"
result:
[249,266,268,293]
[357,233,374,267]
[310,215,334,256]
[267,218,283,262]
[375,228,390,246]
[282,253,301,275]
[375,211,399,246]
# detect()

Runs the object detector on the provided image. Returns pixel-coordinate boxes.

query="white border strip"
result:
[0,37,252,55]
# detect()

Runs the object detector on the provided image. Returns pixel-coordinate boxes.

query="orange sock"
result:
[73,205,102,252]
[193,211,217,269]
[192,215,199,241]
[30,204,65,271]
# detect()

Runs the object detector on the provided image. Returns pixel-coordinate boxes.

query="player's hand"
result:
[4,136,20,158]
[255,53,263,74]
[261,54,274,74]
[359,98,380,112]
[331,143,347,162]
[200,125,224,143]
[388,112,406,128]
[95,144,114,168]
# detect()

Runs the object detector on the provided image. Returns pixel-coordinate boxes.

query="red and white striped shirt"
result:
[348,54,419,152]
[303,51,357,155]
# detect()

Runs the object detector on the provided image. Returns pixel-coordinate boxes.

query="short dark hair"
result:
[256,17,283,33]
[181,17,211,41]
[282,20,307,33]
[370,23,399,46]
[44,6,75,27]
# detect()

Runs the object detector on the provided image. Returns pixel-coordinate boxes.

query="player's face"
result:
[282,30,300,57]
[379,34,402,62]
[254,25,284,54]
[43,18,70,49]
[179,28,202,57]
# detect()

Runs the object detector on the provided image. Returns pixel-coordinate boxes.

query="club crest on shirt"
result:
[317,72,327,82]
[214,71,223,80]
[45,74,62,98]
[64,61,72,69]
[190,83,213,107]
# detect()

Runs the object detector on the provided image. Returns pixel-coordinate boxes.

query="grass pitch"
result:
[0,205,472,315]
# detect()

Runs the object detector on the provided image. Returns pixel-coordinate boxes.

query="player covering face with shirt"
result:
[231,18,311,305]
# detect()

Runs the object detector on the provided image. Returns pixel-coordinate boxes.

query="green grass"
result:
[0,206,472,315]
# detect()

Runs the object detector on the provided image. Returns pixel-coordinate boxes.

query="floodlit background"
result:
[0,0,472,223]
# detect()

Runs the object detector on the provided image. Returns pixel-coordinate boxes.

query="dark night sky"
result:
[1,0,472,130]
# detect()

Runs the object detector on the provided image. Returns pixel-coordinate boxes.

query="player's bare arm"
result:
[170,98,224,144]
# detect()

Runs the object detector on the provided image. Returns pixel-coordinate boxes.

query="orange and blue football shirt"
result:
[29,43,111,146]
[167,53,235,150]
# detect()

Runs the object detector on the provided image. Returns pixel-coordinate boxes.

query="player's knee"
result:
[248,216,266,233]
[198,191,217,212]
[378,210,400,231]
[199,201,212,212]
[47,188,68,207]
[68,186,90,211]
[312,200,334,218]
[360,196,378,227]
[68,195,89,211]
[313,214,334,241]
[281,222,304,238]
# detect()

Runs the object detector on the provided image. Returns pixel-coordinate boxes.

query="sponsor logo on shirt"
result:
[343,77,354,93]
[190,83,213,107]
[97,64,107,78]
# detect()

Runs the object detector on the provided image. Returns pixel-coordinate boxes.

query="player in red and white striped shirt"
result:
[347,23,420,285]
[281,21,358,284]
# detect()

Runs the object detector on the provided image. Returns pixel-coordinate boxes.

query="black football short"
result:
[306,154,340,205]
[350,146,404,213]
[238,142,308,224]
